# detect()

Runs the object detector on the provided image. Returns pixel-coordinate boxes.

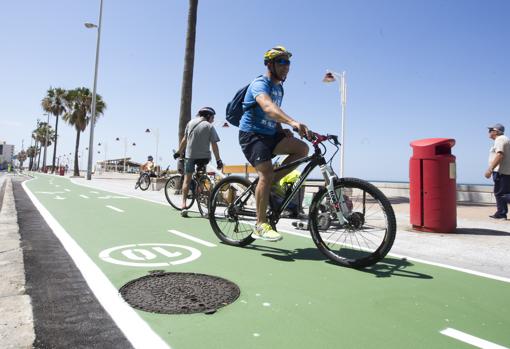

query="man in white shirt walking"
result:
[485,123,510,219]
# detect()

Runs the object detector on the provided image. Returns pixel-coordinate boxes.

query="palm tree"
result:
[178,0,198,141]
[42,87,67,173]
[26,146,37,171]
[33,121,55,171]
[17,150,27,169]
[63,87,106,176]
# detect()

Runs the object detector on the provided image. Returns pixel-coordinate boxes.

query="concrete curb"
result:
[0,177,35,349]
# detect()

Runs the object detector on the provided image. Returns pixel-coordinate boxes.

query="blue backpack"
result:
[225,83,251,127]
[225,76,284,127]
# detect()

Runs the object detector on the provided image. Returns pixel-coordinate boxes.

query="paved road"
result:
[9,173,508,349]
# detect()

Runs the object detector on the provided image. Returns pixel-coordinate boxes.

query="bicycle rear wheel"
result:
[196,175,213,217]
[208,176,256,246]
[139,173,151,191]
[309,177,396,268]
[164,174,195,210]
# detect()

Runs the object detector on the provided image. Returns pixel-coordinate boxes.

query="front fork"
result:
[320,164,349,224]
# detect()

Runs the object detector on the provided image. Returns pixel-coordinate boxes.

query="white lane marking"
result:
[55,185,60,187]
[35,191,65,194]
[98,195,129,199]
[22,178,171,349]
[80,195,89,199]
[106,205,124,213]
[64,189,71,192]
[54,196,65,200]
[90,191,99,194]
[152,247,182,258]
[122,249,157,261]
[100,243,200,267]
[168,229,217,247]
[440,328,508,349]
[386,251,510,284]
[68,177,510,283]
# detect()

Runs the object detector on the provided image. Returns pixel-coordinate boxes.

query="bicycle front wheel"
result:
[196,175,213,217]
[139,173,151,191]
[208,176,256,246]
[164,174,195,210]
[309,177,396,268]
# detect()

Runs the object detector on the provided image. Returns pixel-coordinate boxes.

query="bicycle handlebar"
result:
[291,127,339,146]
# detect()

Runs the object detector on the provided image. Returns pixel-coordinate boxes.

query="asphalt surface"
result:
[10,175,132,349]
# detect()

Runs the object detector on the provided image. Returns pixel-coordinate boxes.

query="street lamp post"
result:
[42,113,50,171]
[145,128,160,172]
[97,142,108,172]
[323,70,347,177]
[116,137,136,173]
[85,0,104,180]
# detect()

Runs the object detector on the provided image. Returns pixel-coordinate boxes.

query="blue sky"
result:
[1,0,508,184]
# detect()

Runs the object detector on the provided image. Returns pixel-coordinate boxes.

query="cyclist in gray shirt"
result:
[174,107,223,216]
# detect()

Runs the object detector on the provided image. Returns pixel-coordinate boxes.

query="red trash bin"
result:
[59,166,65,176]
[409,138,457,233]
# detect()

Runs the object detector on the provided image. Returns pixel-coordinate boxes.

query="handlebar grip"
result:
[330,135,340,145]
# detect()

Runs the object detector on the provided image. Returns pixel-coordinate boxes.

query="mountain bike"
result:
[164,161,216,217]
[207,132,397,268]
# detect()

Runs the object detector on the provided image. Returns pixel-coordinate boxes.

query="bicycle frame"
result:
[233,143,350,224]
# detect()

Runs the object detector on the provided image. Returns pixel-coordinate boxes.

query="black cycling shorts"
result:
[239,131,286,167]
[184,158,209,174]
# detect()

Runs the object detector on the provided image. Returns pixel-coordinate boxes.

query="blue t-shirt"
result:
[239,75,284,136]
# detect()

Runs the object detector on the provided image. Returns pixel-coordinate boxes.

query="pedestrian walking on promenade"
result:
[485,123,510,219]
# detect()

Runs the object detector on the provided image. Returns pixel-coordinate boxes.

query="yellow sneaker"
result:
[252,223,283,242]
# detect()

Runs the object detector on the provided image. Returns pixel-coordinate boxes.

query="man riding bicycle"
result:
[174,106,224,217]
[239,45,312,241]
[140,155,156,176]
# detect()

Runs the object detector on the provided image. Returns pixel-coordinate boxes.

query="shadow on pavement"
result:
[455,228,510,236]
[457,201,494,207]
[245,244,328,262]
[389,196,409,204]
[243,244,434,280]
[355,257,434,279]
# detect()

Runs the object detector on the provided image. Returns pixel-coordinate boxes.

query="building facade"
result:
[0,141,15,168]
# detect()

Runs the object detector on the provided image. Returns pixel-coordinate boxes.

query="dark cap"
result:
[488,123,505,133]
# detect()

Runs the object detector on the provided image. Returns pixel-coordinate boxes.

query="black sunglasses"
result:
[274,58,291,66]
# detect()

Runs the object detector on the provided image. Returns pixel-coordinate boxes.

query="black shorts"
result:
[184,158,209,174]
[239,131,286,167]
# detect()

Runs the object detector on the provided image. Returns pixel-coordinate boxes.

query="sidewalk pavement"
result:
[0,174,35,349]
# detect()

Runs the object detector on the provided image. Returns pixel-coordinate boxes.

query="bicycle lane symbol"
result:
[99,243,201,267]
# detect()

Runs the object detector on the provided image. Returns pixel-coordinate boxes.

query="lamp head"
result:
[322,71,336,83]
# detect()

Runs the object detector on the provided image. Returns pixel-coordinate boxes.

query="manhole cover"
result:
[119,272,240,314]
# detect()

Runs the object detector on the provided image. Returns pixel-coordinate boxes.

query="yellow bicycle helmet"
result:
[264,45,292,65]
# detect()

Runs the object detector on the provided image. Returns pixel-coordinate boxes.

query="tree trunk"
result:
[178,0,198,141]
[36,142,41,170]
[51,115,59,173]
[29,157,33,171]
[74,129,81,176]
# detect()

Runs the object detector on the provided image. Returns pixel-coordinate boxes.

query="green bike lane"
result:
[24,174,509,349]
